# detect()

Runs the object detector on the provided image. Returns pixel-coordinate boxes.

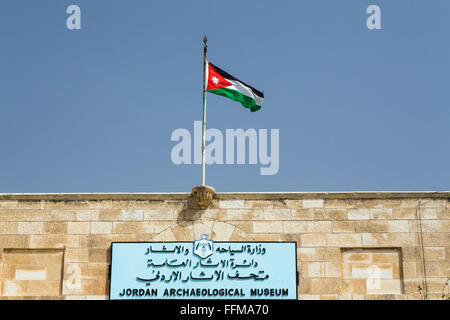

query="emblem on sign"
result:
[193,234,214,259]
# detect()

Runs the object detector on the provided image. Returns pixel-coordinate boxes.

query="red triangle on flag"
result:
[206,63,232,91]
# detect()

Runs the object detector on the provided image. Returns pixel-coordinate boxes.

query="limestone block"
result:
[76,210,99,221]
[369,208,393,220]
[301,234,326,247]
[355,221,388,233]
[226,221,252,234]
[0,200,18,209]
[291,209,315,221]
[43,201,89,210]
[436,207,449,220]
[252,221,282,233]
[422,233,450,246]
[85,263,109,279]
[211,221,235,241]
[25,210,53,222]
[347,209,369,220]
[302,199,324,208]
[3,280,61,296]
[400,199,419,208]
[218,200,244,209]
[90,222,112,234]
[393,208,415,219]
[112,222,154,234]
[332,221,355,233]
[121,210,143,221]
[325,262,340,277]
[362,233,416,247]
[87,200,113,209]
[314,209,347,221]
[420,199,447,208]
[250,234,281,241]
[273,200,302,209]
[227,209,264,220]
[17,222,44,234]
[51,210,76,221]
[316,248,340,262]
[326,234,362,247]
[88,248,110,263]
[388,220,409,233]
[193,220,213,239]
[171,222,194,241]
[282,221,307,233]
[98,209,122,221]
[298,248,315,261]
[306,262,325,277]
[311,278,340,294]
[421,220,449,233]
[228,228,253,241]
[420,208,437,219]
[0,209,26,221]
[263,208,292,220]
[153,221,174,234]
[307,221,332,233]
[199,209,227,221]
[44,222,68,234]
[297,278,311,294]
[0,222,17,234]
[245,200,273,209]
[17,201,42,209]
[134,233,156,242]
[152,228,177,241]
[144,209,175,220]
[65,248,89,263]
[367,279,402,294]
[402,262,417,278]
[0,235,29,248]
[342,279,366,295]
[29,235,79,249]
[323,199,355,209]
[68,222,90,234]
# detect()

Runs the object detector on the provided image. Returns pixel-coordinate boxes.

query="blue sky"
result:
[0,0,449,193]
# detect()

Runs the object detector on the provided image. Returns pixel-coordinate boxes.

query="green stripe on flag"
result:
[208,88,261,112]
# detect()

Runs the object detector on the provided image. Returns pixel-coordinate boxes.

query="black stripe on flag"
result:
[209,62,264,99]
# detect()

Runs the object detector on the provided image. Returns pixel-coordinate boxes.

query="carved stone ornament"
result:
[190,185,215,210]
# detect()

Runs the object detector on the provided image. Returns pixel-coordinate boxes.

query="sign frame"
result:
[109,241,298,300]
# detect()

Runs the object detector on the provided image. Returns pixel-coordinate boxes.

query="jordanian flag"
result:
[206,62,264,112]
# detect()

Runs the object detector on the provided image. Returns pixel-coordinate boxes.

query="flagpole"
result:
[201,35,208,186]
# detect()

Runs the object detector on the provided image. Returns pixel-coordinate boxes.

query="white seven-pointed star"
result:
[212,76,219,85]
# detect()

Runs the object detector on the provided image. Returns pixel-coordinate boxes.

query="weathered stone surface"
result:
[252,221,282,233]
[219,200,244,209]
[90,222,113,235]
[0,222,17,234]
[315,209,347,221]
[327,234,362,247]
[307,221,332,233]
[67,222,90,235]
[211,221,235,241]
[301,234,326,247]
[282,221,307,233]
[347,209,369,220]
[311,278,340,294]
[0,192,448,300]
[355,221,388,233]
[302,199,324,208]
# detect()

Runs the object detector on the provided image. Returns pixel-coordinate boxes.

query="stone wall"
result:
[0,192,448,300]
